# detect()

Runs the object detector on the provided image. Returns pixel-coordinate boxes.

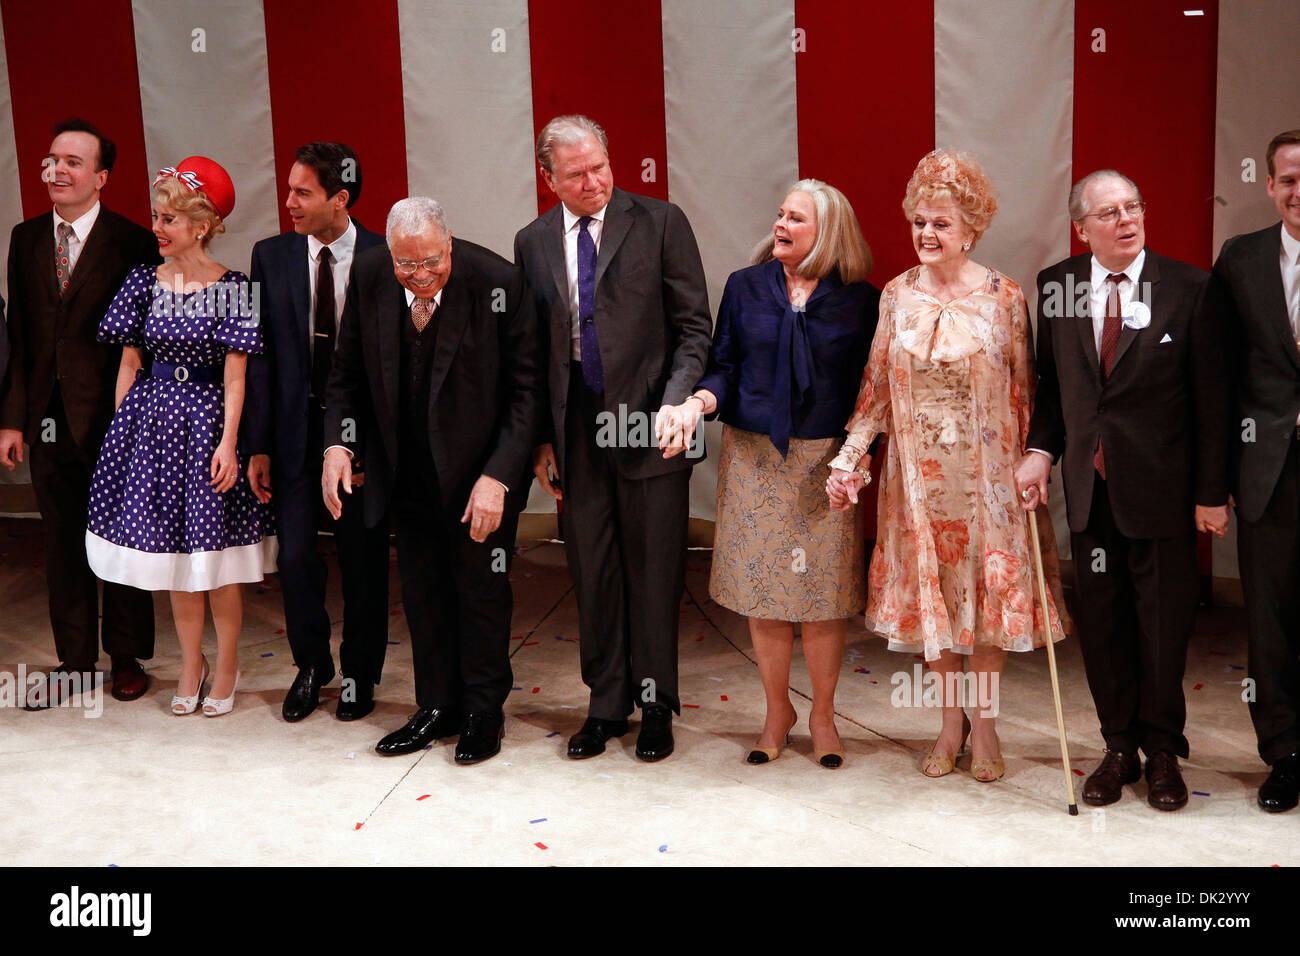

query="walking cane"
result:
[1026,503,1078,815]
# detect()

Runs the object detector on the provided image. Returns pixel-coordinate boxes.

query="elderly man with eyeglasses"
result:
[321,197,542,763]
[1013,170,1230,811]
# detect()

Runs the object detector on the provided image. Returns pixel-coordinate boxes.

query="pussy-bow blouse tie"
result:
[894,288,995,365]
[769,267,820,458]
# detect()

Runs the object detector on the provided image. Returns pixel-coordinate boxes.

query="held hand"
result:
[0,429,23,471]
[461,474,506,543]
[533,443,562,501]
[321,447,354,520]
[1195,504,1230,539]
[1013,452,1051,510]
[826,465,867,511]
[247,454,273,504]
[210,441,239,493]
[657,400,702,459]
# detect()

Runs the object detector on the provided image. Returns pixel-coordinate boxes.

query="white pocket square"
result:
[1159,333,1173,343]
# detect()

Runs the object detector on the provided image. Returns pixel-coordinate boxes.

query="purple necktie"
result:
[577,216,603,393]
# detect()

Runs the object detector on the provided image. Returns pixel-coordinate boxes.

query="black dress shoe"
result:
[282,661,335,722]
[1082,749,1141,806]
[1145,750,1189,811]
[335,678,375,722]
[24,665,98,710]
[375,707,461,756]
[109,658,149,701]
[635,704,675,762]
[455,712,505,764]
[566,716,629,759]
[1258,753,1300,813]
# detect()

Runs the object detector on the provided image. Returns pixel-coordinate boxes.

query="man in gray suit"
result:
[514,114,712,761]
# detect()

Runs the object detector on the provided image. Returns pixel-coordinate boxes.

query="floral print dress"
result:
[830,266,1069,660]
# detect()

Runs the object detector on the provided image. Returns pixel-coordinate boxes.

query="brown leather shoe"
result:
[110,658,150,701]
[1145,751,1188,811]
[1082,749,1141,806]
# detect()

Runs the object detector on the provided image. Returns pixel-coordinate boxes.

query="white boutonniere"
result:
[1121,301,1151,330]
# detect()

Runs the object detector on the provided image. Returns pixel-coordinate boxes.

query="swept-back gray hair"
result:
[386,196,449,244]
[536,114,609,173]
[1068,170,1142,221]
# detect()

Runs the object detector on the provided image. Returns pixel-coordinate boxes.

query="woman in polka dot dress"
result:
[86,158,277,718]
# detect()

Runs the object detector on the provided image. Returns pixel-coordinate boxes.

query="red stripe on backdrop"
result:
[794,0,935,537]
[1071,0,1218,269]
[794,0,935,287]
[1072,0,1218,584]
[263,0,408,236]
[526,0,668,214]
[2,0,151,226]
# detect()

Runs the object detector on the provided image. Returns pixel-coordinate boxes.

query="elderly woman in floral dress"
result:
[828,150,1068,782]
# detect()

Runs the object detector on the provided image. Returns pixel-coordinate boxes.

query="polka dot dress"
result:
[85,265,278,592]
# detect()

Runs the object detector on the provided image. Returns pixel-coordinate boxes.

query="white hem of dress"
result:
[86,530,278,593]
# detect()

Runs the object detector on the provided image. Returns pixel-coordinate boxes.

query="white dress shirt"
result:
[1281,223,1300,340]
[561,203,607,360]
[52,201,102,275]
[1088,248,1147,354]
[307,220,357,358]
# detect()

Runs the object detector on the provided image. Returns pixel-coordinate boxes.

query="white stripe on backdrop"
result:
[131,0,280,274]
[662,0,800,522]
[398,0,538,260]
[934,0,1076,555]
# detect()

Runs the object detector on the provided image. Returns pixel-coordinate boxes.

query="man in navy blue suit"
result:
[244,142,391,722]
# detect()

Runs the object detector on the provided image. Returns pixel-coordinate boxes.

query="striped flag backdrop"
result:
[1,0,1298,572]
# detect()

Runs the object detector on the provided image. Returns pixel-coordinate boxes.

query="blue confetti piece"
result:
[530,818,547,824]
[423,745,432,751]
[1193,791,1211,796]
[658,845,668,853]
[260,652,273,658]
[1229,665,1245,670]
[510,686,522,691]
[546,731,560,738]
[108,863,119,867]
[387,640,400,645]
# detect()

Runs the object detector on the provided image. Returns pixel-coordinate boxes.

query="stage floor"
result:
[0,518,1291,867]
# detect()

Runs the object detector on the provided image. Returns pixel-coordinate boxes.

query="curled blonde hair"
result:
[751,178,873,282]
[902,149,998,245]
[153,177,225,246]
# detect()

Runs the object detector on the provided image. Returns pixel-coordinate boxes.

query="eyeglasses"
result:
[1083,200,1147,224]
[394,254,445,276]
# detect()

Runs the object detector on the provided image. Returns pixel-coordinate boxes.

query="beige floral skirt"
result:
[709,425,866,621]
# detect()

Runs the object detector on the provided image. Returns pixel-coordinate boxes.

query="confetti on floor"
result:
[524,641,539,647]
[354,822,363,830]
[658,845,668,852]
[596,773,612,779]
[854,667,869,674]
[1194,683,1204,690]
[390,610,402,616]
[535,842,548,850]
[1193,791,1211,796]
[261,652,273,658]
[387,640,400,646]
[511,686,522,691]
[1230,664,1245,670]
[546,731,559,738]
[708,676,723,682]
[684,703,700,708]
[1072,769,1085,776]
[561,704,577,709]
[530,817,546,824]
[532,687,540,693]
[720,695,728,701]
[417,794,430,801]
[275,628,286,634]
[346,752,356,759]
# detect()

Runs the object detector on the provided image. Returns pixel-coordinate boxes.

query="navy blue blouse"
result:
[696,259,880,456]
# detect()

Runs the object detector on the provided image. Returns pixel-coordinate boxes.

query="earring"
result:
[962,241,971,251]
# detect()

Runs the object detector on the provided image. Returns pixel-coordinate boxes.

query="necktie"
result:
[577,216,604,393]
[310,248,336,406]
[411,296,434,332]
[1094,272,1125,478]
[56,222,74,297]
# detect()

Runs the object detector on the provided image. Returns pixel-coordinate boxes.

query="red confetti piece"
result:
[695,636,705,642]
[1072,769,1084,776]
[535,842,548,850]
[511,635,524,640]
[1193,683,1203,690]
[523,641,539,646]
[684,703,700,708]
[854,667,868,673]
[417,794,430,801]
[275,628,285,634]
[390,610,402,616]
[720,695,728,701]
[869,680,878,684]
[354,822,364,830]
[532,687,540,693]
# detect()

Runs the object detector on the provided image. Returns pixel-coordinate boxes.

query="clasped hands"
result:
[826,460,868,511]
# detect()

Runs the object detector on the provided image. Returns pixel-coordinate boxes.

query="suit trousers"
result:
[1070,476,1196,758]
[29,388,154,668]
[274,406,391,685]
[1237,433,1300,764]
[392,468,517,714]
[561,364,689,718]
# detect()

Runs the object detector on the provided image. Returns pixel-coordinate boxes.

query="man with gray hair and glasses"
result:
[322,197,541,764]
[1015,169,1229,811]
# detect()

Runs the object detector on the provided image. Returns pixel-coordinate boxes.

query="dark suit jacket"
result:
[1027,250,1228,538]
[1208,222,1300,523]
[0,207,160,454]
[243,219,385,474]
[513,187,712,480]
[324,238,542,528]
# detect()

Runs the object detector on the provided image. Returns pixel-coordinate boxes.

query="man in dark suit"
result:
[1015,169,1229,811]
[513,115,712,761]
[1207,129,1300,812]
[0,118,159,706]
[244,143,391,723]
[321,197,540,763]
